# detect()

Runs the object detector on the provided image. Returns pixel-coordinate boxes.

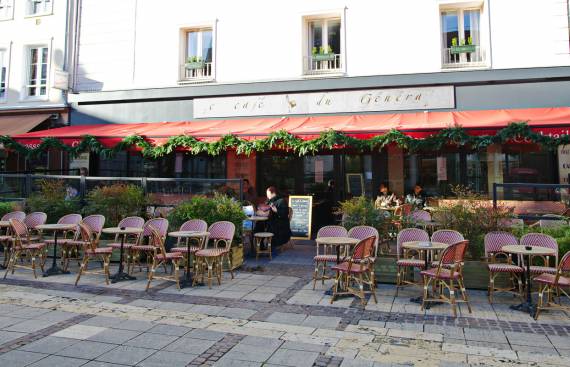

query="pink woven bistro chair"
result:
[348,226,380,285]
[410,210,431,222]
[520,233,559,276]
[420,240,472,317]
[1,211,26,222]
[0,211,26,267]
[74,223,113,286]
[395,228,430,296]
[129,218,169,274]
[171,219,208,276]
[194,221,236,288]
[312,225,348,290]
[61,215,106,272]
[4,219,47,279]
[430,230,464,265]
[534,251,570,320]
[107,216,145,269]
[42,214,82,268]
[146,227,184,291]
[484,231,524,302]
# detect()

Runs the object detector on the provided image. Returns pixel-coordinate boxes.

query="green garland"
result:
[1,121,568,159]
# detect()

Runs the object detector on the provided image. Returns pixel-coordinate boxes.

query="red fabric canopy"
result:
[12,107,570,148]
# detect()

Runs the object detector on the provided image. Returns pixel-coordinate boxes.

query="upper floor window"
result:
[26,46,49,98]
[27,0,52,16]
[181,28,213,81]
[441,7,486,68]
[0,0,13,20]
[0,49,7,100]
[305,17,342,75]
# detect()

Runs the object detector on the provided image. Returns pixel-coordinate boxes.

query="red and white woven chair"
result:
[0,211,26,268]
[534,251,570,319]
[107,216,145,269]
[395,228,429,295]
[171,219,208,275]
[4,219,47,279]
[75,223,113,285]
[313,225,348,290]
[410,210,431,222]
[194,221,236,288]
[520,233,559,276]
[484,231,524,302]
[62,215,106,272]
[331,236,377,307]
[348,226,380,286]
[431,230,464,265]
[129,218,169,274]
[420,240,472,317]
[146,227,184,290]
[43,214,82,268]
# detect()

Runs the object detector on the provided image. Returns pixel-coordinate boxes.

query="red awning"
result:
[12,107,570,148]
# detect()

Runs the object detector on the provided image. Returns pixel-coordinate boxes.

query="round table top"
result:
[315,237,360,246]
[402,241,448,251]
[36,223,77,231]
[168,231,209,238]
[247,216,268,221]
[502,245,556,256]
[0,221,10,227]
[102,227,143,235]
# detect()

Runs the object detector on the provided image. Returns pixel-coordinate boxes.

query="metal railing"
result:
[180,62,213,81]
[442,46,485,68]
[304,54,342,75]
[492,182,570,220]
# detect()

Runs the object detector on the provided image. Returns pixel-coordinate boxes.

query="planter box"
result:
[223,244,244,271]
[431,198,566,216]
[450,45,476,54]
[185,61,205,70]
[313,53,336,61]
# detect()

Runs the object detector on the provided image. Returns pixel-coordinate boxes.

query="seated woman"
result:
[405,183,428,209]
[374,182,396,209]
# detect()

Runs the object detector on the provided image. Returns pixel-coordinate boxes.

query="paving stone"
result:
[0,330,26,344]
[52,325,108,340]
[87,329,142,344]
[301,315,341,329]
[505,331,552,347]
[95,345,156,365]
[383,322,423,332]
[164,337,217,354]
[214,358,262,367]
[56,340,117,360]
[463,328,508,343]
[220,307,256,319]
[137,351,197,367]
[146,324,192,337]
[223,342,280,362]
[423,325,464,339]
[266,312,307,325]
[38,311,79,322]
[280,341,328,353]
[0,316,27,329]
[548,335,570,349]
[510,344,558,355]
[191,305,227,316]
[240,335,284,349]
[10,307,51,319]
[20,336,79,354]
[82,362,130,367]
[184,329,226,341]
[28,355,88,367]
[78,317,120,328]
[267,348,320,367]
[340,358,375,367]
[112,319,154,332]
[0,350,48,367]
[124,332,178,350]
[4,319,57,333]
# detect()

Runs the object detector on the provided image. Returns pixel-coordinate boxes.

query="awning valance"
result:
[0,114,51,137]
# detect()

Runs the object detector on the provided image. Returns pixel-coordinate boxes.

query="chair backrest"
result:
[395,203,412,217]
[118,216,145,228]
[9,218,28,247]
[348,226,379,257]
[77,222,97,251]
[396,228,429,259]
[57,214,82,225]
[149,226,167,259]
[23,212,47,229]
[82,215,106,233]
[484,231,518,256]
[439,240,469,267]
[317,225,348,238]
[208,221,235,249]
[558,251,570,274]
[431,230,464,245]
[520,233,559,264]
[2,211,26,222]
[351,236,376,262]
[410,210,431,222]
[180,219,208,232]
[143,218,169,237]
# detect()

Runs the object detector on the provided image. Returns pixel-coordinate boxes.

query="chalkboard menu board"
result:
[346,173,364,197]
[288,195,313,239]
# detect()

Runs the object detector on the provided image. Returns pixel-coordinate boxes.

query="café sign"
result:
[194,86,455,118]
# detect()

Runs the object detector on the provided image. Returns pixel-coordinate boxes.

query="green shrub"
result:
[338,196,386,233]
[83,184,146,227]
[0,202,18,218]
[27,180,81,223]
[168,193,246,242]
[511,225,570,259]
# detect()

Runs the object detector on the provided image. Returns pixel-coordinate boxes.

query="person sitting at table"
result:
[242,179,257,205]
[257,186,291,251]
[375,182,396,209]
[405,183,428,209]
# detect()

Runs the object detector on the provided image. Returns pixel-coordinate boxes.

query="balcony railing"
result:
[442,46,486,68]
[304,54,343,75]
[180,62,213,82]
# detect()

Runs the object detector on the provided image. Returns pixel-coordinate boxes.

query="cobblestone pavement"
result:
[0,248,569,366]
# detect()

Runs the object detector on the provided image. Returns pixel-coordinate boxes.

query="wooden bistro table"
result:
[245,216,268,254]
[503,244,556,316]
[316,236,360,296]
[168,230,209,288]
[36,223,78,277]
[402,241,449,306]
[102,227,143,283]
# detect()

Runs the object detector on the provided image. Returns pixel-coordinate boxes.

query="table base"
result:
[43,265,70,277]
[510,302,536,316]
[110,272,136,283]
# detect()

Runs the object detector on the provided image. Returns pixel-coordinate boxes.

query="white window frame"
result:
[0,45,10,103]
[178,20,217,84]
[439,1,489,70]
[26,0,53,17]
[24,44,50,100]
[0,0,14,21]
[301,8,347,77]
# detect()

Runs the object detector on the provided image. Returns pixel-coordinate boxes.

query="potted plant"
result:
[450,36,476,54]
[312,45,336,61]
[185,56,205,70]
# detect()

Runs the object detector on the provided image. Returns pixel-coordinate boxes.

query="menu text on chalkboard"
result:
[346,173,364,197]
[288,195,313,239]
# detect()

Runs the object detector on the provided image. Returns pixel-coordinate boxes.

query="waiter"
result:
[259,186,291,249]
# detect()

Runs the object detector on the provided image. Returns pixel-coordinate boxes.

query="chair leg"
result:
[358,273,366,306]
[449,280,457,317]
[395,266,401,296]
[173,260,180,290]
[146,259,157,291]
[226,254,234,279]
[312,262,319,290]
[458,276,472,313]
[421,276,429,311]
[535,284,544,320]
[75,256,88,286]
[368,270,378,304]
[488,272,494,303]
[330,271,341,304]
[103,255,111,285]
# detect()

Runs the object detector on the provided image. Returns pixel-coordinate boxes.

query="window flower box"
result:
[185,60,205,70]
[313,53,336,61]
[450,45,477,54]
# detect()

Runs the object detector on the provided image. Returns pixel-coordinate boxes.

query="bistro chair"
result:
[254,232,273,260]
[430,230,464,265]
[1,211,35,267]
[107,216,145,271]
[194,221,236,288]
[146,227,183,291]
[392,204,412,232]
[395,228,429,296]
[75,223,113,286]
[484,231,524,302]
[331,236,377,307]
[171,219,208,274]
[520,233,559,276]
[348,226,380,285]
[534,251,570,320]
[420,240,472,317]
[4,219,47,279]
[313,225,348,290]
[23,212,47,238]
[62,215,105,272]
[129,218,169,274]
